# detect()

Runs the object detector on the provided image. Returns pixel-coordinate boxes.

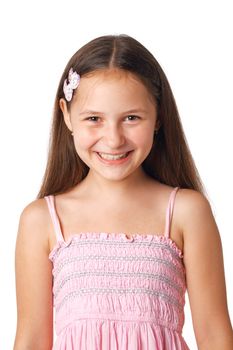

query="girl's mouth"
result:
[97,152,130,160]
[96,151,133,164]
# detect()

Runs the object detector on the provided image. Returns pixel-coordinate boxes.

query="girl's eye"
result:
[86,115,140,122]
[126,115,140,121]
[87,116,100,122]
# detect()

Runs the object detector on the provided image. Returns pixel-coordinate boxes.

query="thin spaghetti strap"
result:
[164,187,180,238]
[44,195,64,242]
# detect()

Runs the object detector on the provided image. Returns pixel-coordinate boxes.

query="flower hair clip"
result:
[63,68,80,102]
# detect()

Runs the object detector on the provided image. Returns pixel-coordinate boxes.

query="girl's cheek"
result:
[74,129,99,149]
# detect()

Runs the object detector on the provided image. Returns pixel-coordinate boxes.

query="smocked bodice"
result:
[45,187,190,349]
[50,232,186,333]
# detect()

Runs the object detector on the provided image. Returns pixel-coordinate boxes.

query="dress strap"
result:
[44,195,64,242]
[164,187,180,238]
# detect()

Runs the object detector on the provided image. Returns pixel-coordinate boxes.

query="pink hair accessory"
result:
[63,68,80,102]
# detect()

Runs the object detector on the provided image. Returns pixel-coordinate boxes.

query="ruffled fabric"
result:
[50,232,189,349]
[54,320,189,350]
[49,232,184,261]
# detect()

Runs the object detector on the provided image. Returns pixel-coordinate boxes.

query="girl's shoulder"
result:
[149,181,210,218]
[174,188,217,253]
[153,183,212,237]
[175,187,212,227]
[17,198,53,253]
[19,197,51,229]
[138,181,212,241]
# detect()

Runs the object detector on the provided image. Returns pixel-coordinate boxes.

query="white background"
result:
[0,0,232,349]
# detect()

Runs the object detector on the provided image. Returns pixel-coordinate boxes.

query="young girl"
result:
[14,35,233,350]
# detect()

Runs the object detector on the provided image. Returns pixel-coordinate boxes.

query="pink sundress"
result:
[45,186,190,349]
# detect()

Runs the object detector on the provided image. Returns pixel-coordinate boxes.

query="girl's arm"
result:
[180,190,233,349]
[13,199,53,350]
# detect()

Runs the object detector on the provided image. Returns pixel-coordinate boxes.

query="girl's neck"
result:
[77,167,155,200]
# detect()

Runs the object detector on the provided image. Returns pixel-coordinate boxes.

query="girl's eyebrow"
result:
[79,108,149,115]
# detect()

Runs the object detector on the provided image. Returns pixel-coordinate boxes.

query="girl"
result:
[14,34,233,350]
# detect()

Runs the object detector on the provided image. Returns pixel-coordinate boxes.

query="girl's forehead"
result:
[73,68,153,104]
[80,68,143,90]
[83,68,139,84]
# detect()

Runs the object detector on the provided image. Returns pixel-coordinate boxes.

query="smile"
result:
[97,152,130,160]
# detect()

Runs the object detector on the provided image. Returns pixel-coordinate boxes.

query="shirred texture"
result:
[45,187,190,349]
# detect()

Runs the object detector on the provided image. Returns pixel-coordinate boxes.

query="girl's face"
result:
[60,69,159,182]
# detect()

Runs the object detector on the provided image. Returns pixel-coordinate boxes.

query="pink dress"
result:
[45,187,190,349]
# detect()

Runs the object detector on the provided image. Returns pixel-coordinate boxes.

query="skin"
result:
[14,69,233,349]
[60,68,159,192]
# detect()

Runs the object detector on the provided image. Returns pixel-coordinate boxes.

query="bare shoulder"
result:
[14,198,54,347]
[175,188,214,231]
[17,198,51,253]
[148,182,212,225]
[174,188,222,261]
[177,188,211,222]
[19,198,50,230]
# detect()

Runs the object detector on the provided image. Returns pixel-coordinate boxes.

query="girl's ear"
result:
[59,98,73,131]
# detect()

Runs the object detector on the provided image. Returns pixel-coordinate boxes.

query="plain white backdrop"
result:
[0,0,232,348]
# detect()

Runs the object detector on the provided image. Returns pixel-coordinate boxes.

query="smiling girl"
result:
[14,34,233,350]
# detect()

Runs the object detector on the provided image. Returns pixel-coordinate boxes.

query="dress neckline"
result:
[48,231,184,261]
[45,187,182,260]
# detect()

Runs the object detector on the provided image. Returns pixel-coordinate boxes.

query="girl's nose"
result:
[103,124,125,149]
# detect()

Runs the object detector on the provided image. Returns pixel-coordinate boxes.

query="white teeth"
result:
[98,152,129,160]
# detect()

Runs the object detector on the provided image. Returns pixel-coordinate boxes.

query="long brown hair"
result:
[37,34,206,198]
